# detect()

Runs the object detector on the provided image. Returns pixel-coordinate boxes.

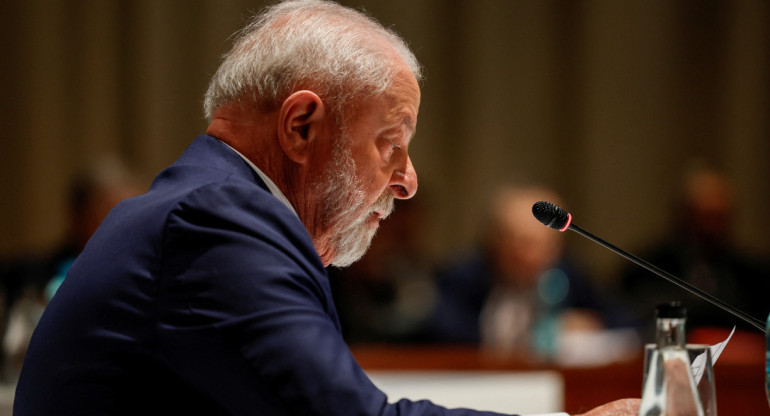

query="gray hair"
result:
[203,0,422,122]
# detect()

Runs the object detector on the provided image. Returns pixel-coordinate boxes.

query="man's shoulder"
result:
[135,134,295,231]
[148,135,265,197]
[168,178,301,234]
[101,136,306,261]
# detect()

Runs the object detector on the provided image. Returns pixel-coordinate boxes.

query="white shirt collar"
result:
[222,142,299,218]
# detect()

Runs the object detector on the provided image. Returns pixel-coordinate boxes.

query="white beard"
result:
[317,135,394,267]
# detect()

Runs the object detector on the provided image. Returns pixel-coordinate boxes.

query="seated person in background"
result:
[620,163,770,337]
[0,155,141,381]
[423,184,638,364]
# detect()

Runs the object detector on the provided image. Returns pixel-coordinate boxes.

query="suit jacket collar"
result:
[176,134,269,193]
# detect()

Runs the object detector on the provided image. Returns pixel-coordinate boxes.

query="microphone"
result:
[532,200,766,333]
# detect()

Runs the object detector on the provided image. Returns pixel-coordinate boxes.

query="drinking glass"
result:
[643,343,717,416]
[686,344,717,416]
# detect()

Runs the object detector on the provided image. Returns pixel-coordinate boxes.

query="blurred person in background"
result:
[0,155,141,381]
[620,162,770,338]
[423,184,638,365]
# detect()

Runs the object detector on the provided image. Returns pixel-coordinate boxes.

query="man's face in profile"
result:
[316,64,420,267]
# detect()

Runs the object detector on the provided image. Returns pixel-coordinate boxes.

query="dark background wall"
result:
[1,0,768,286]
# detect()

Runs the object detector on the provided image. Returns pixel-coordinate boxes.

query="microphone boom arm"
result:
[568,223,766,333]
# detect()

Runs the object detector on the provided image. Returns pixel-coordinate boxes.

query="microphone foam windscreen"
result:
[532,201,570,230]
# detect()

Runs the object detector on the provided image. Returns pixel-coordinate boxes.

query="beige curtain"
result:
[2,0,768,282]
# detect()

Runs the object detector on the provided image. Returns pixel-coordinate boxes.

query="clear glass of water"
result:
[643,343,716,416]
[686,344,717,416]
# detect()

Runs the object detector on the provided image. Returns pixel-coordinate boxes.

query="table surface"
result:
[351,329,769,415]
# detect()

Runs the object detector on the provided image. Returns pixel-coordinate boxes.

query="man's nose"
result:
[388,156,418,199]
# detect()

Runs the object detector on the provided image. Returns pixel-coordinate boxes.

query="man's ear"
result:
[278,90,327,164]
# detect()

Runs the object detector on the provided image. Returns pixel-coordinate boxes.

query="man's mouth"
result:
[369,193,395,223]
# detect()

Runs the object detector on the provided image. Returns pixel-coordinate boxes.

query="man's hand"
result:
[575,398,640,416]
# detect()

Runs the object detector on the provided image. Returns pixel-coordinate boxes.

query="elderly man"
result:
[14,1,637,415]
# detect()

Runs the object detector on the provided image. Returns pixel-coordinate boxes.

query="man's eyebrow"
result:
[384,107,417,139]
[402,115,416,136]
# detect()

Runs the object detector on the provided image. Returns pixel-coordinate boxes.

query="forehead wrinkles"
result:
[340,65,419,139]
[382,76,420,136]
[384,96,418,142]
[384,109,416,142]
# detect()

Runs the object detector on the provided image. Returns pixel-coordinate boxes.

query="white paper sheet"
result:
[691,326,735,384]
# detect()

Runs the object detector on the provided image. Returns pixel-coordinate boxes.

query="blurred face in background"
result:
[68,158,141,250]
[489,188,563,286]
[681,169,734,247]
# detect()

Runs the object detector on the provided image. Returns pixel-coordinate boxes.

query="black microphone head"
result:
[532,201,572,231]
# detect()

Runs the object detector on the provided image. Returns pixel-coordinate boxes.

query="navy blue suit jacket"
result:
[14,136,511,416]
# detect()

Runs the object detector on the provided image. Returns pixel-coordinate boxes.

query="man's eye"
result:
[387,143,403,160]
[382,139,402,161]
